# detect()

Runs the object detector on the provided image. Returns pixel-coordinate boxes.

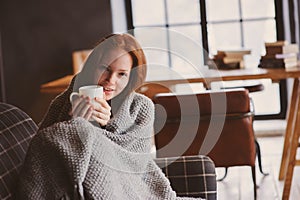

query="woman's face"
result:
[97,49,133,100]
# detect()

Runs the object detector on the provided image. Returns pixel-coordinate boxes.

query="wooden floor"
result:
[216,135,300,200]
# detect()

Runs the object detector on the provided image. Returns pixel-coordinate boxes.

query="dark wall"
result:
[0,0,112,122]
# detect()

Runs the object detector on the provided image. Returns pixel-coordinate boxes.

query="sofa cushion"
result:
[0,103,38,199]
[155,155,217,200]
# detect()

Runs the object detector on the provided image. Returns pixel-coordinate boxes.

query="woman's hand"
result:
[92,97,111,126]
[70,95,111,126]
[69,96,94,120]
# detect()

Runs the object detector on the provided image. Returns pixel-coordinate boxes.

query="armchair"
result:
[0,103,38,199]
[0,102,216,199]
[153,88,260,198]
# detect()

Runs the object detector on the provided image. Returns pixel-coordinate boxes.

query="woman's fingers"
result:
[69,95,111,125]
[92,115,109,126]
[92,97,111,126]
[95,97,111,109]
[92,109,110,126]
[83,107,94,119]
[93,98,111,115]
[70,96,93,119]
[93,110,110,121]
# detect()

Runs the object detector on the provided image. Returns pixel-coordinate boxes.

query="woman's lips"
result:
[104,87,114,91]
[104,87,114,95]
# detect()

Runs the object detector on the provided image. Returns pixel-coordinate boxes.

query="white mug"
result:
[69,85,104,106]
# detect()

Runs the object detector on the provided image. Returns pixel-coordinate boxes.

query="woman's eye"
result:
[119,72,128,77]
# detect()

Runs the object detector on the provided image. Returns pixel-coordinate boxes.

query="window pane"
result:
[133,28,169,67]
[207,23,242,56]
[212,79,281,115]
[241,0,275,19]
[131,0,165,26]
[144,49,169,68]
[243,19,277,67]
[145,49,169,68]
[250,80,281,115]
[169,25,202,43]
[206,0,240,22]
[169,25,204,68]
[171,54,202,77]
[167,0,200,24]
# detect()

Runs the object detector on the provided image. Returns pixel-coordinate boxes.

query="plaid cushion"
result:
[155,155,217,200]
[0,103,38,200]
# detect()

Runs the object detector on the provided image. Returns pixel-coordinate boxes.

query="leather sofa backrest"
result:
[153,88,256,167]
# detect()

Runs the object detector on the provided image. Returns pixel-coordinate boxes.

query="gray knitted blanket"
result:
[16,91,200,199]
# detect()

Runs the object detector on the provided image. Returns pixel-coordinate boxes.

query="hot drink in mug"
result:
[69,85,104,106]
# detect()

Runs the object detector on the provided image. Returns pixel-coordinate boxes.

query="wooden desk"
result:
[40,67,300,93]
[40,67,300,199]
[40,75,73,94]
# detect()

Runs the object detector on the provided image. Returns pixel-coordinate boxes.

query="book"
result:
[262,52,297,59]
[259,62,297,69]
[211,49,250,69]
[265,44,299,55]
[265,40,288,47]
[216,49,251,58]
[208,58,242,69]
[260,41,299,68]
[260,58,297,66]
[223,57,244,64]
[259,58,298,69]
[261,54,298,64]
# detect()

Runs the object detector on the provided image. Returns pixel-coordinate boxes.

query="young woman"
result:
[16,33,200,200]
[39,33,147,129]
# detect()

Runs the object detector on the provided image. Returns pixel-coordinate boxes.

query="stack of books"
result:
[259,41,299,69]
[208,49,251,69]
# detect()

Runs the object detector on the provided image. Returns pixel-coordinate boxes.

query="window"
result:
[206,0,277,67]
[128,0,203,76]
[125,0,286,119]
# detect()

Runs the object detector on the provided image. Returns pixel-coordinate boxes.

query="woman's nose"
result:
[106,72,117,83]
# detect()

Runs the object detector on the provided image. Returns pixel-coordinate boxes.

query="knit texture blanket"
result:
[16,79,200,199]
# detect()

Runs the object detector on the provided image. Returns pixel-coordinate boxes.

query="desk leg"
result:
[281,78,300,199]
[279,78,299,180]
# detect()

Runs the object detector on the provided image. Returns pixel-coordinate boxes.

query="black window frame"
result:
[125,0,287,120]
